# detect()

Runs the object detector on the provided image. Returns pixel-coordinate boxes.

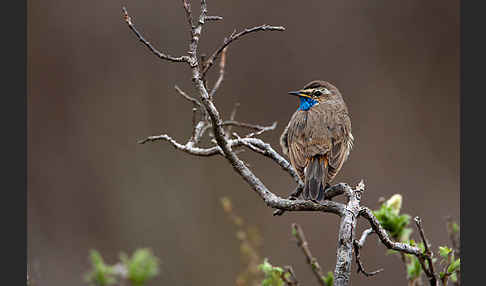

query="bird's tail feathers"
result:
[303,156,328,201]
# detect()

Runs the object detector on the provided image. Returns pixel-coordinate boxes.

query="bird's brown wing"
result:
[283,107,352,183]
[326,111,353,182]
[285,110,332,179]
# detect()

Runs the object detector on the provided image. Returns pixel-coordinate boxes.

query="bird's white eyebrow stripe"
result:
[301,87,331,95]
[300,89,314,94]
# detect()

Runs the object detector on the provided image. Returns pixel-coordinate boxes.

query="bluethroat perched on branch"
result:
[280,80,354,201]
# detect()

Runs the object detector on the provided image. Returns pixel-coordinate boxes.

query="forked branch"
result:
[122,7,190,63]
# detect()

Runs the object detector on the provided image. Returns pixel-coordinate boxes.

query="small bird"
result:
[280,80,353,201]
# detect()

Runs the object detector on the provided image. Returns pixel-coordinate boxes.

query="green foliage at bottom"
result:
[322,271,334,286]
[258,258,285,286]
[84,248,159,286]
[84,250,117,286]
[404,241,425,280]
[406,256,422,280]
[121,249,159,286]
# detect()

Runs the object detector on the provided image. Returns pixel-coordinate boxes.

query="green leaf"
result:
[439,246,452,258]
[291,227,297,237]
[121,248,159,286]
[452,223,459,233]
[322,271,334,286]
[258,258,285,286]
[450,272,457,282]
[447,258,460,273]
[373,197,411,241]
[84,250,117,286]
[259,258,273,274]
[406,256,422,280]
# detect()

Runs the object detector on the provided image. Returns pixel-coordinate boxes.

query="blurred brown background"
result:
[28,0,459,285]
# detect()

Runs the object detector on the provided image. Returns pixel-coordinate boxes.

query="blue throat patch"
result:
[298,97,318,111]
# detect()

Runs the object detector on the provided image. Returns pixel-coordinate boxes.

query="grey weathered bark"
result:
[121,1,439,285]
[333,181,363,286]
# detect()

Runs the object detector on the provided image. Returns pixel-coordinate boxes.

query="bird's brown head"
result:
[288,80,341,111]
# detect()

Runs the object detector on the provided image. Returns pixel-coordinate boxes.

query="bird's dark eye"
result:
[312,90,322,97]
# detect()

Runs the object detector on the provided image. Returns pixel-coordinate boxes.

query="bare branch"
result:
[359,207,427,257]
[245,122,278,138]
[137,134,223,156]
[222,120,276,133]
[224,102,240,137]
[173,85,207,146]
[353,229,383,277]
[357,228,374,247]
[358,206,441,286]
[202,24,285,77]
[191,107,198,137]
[292,223,327,286]
[209,47,227,98]
[445,217,460,256]
[273,183,350,216]
[282,265,299,286]
[122,7,190,63]
[174,85,202,109]
[181,0,194,29]
[230,103,240,120]
[415,217,438,286]
[272,185,303,216]
[138,125,301,191]
[238,137,301,184]
[333,182,363,286]
[205,15,223,22]
[186,0,207,64]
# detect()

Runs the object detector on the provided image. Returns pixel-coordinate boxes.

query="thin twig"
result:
[191,107,198,138]
[222,120,276,132]
[122,7,190,63]
[353,229,383,277]
[138,134,223,156]
[359,208,428,257]
[245,122,278,138]
[201,24,285,77]
[282,265,299,286]
[415,217,438,286]
[181,0,193,29]
[357,228,374,247]
[205,15,223,22]
[174,85,202,109]
[237,137,301,184]
[209,47,227,98]
[230,103,240,121]
[291,223,327,286]
[225,102,240,137]
[445,217,460,256]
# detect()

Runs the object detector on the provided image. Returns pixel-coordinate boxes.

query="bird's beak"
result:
[288,90,312,99]
[288,91,301,96]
